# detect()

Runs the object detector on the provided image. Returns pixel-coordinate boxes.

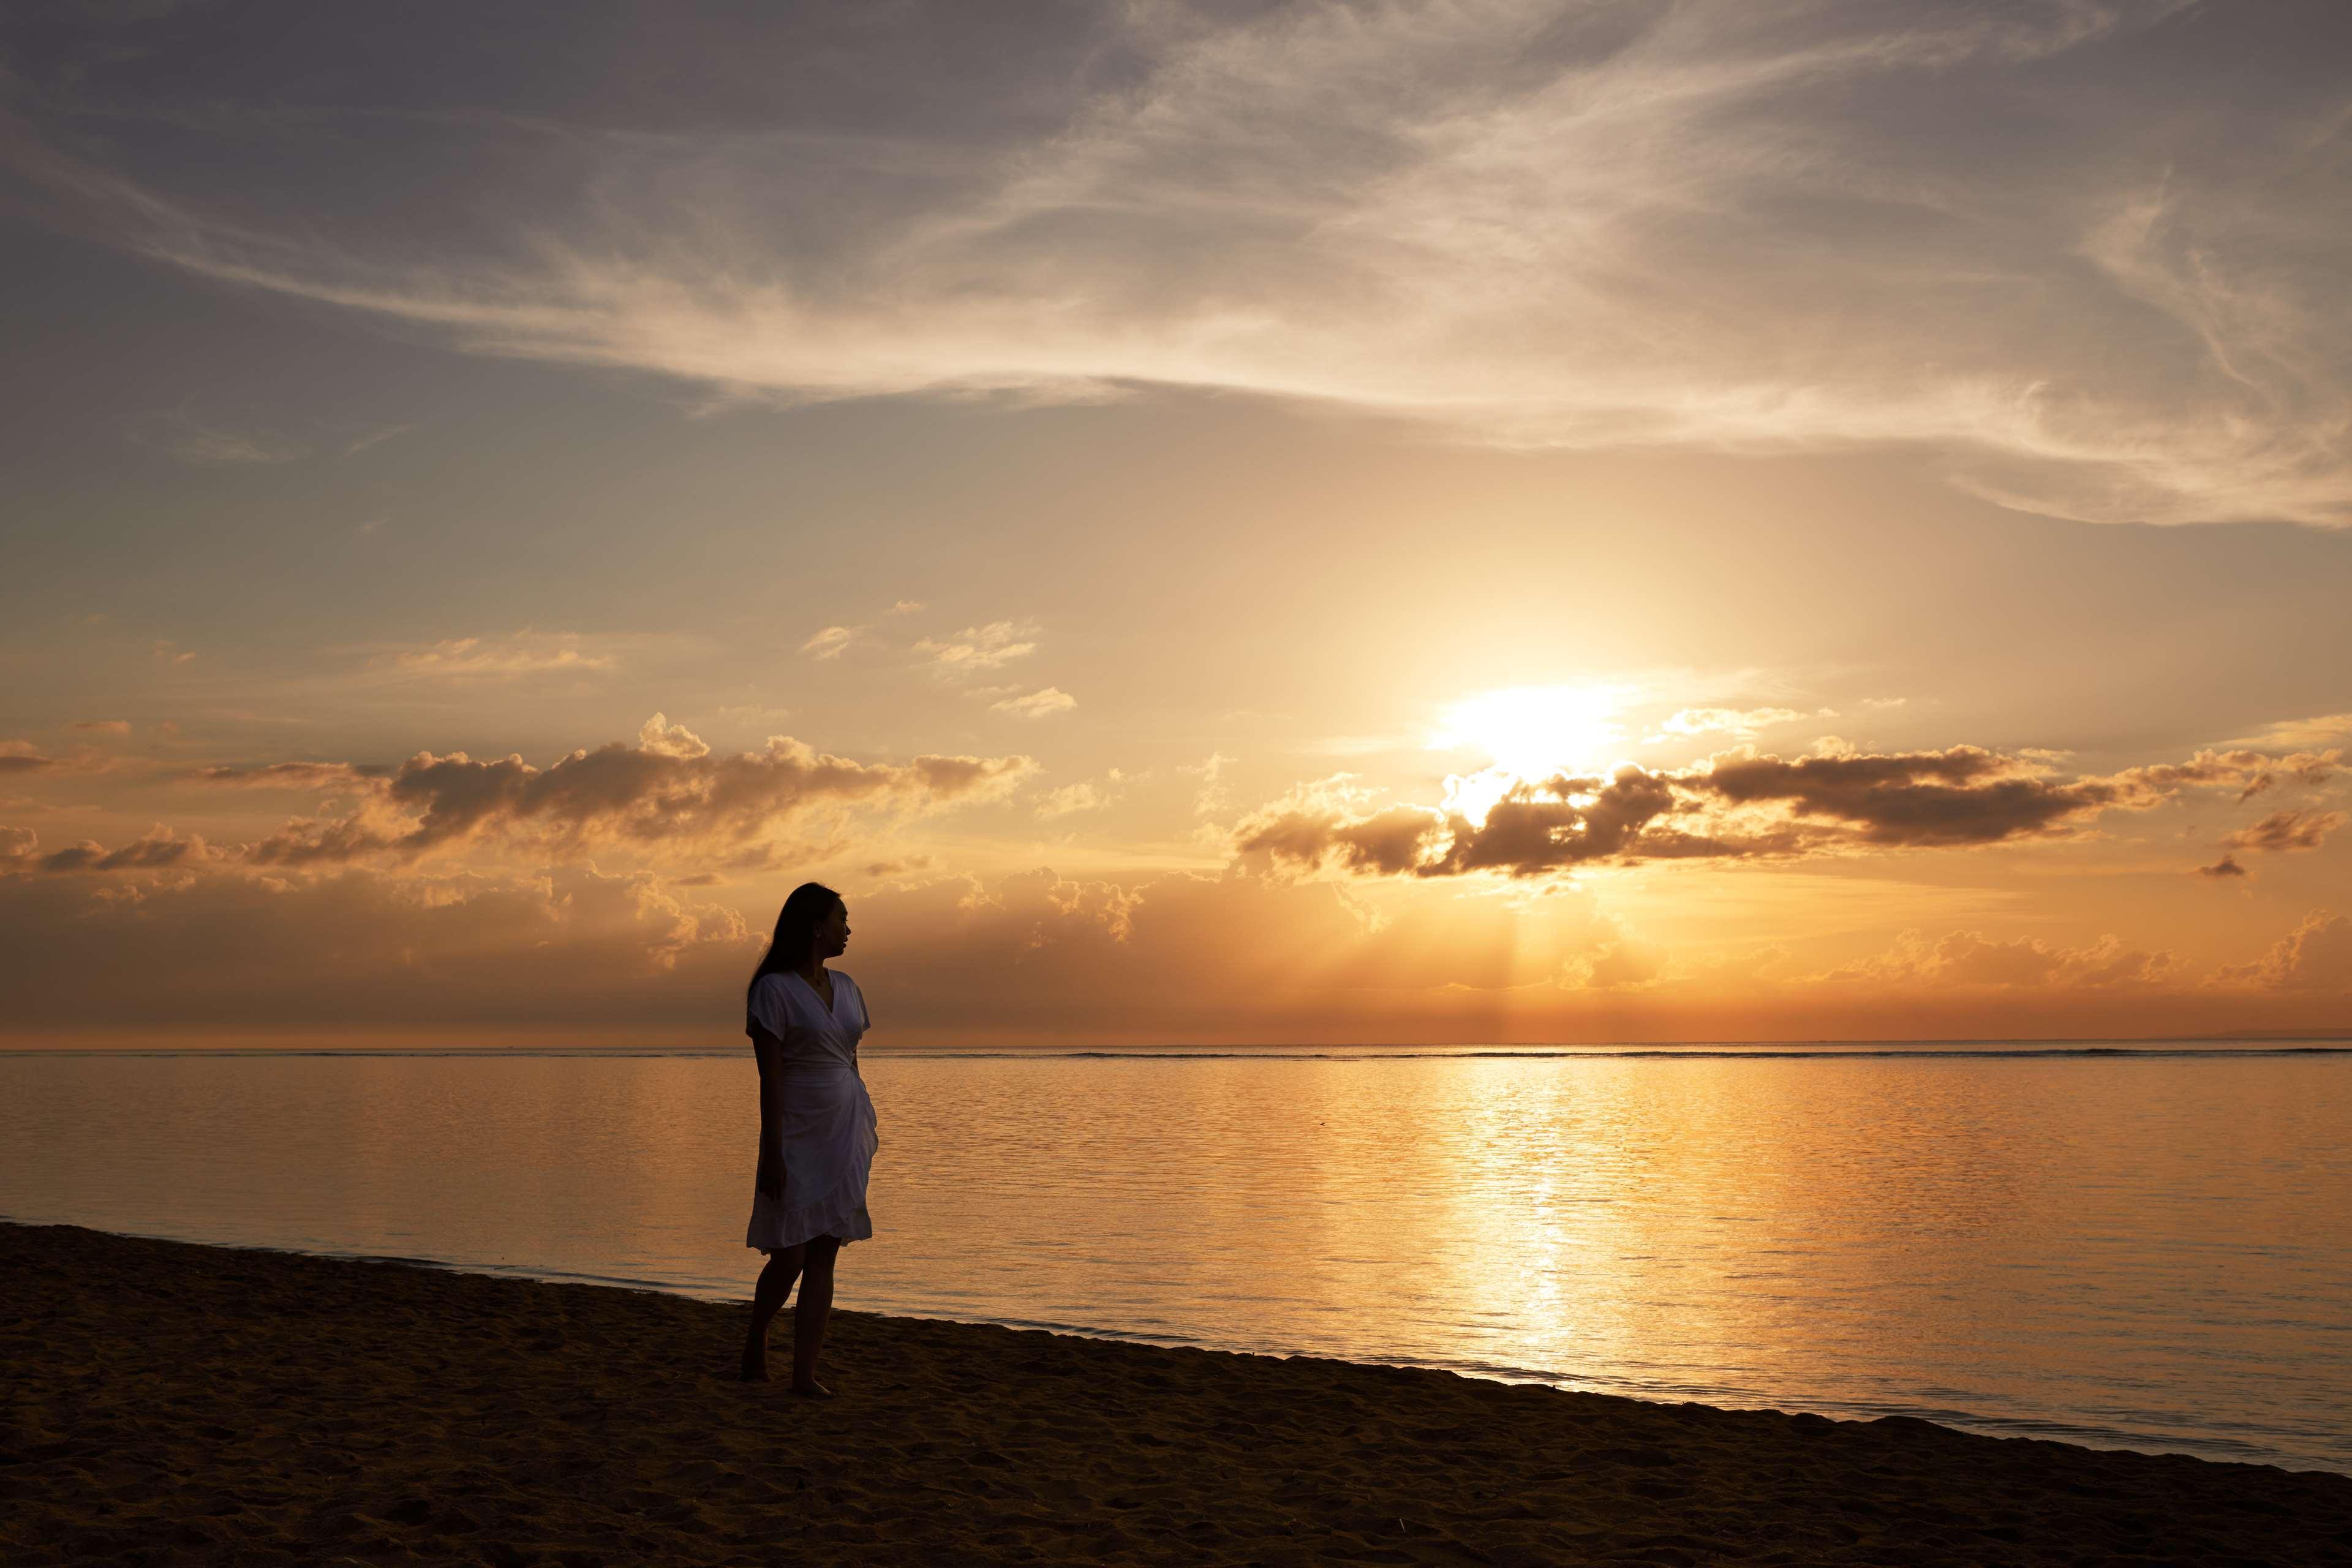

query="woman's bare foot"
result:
[739,1349,769,1383]
[790,1379,834,1399]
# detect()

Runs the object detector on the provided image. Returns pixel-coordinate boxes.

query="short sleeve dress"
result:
[745,970,879,1251]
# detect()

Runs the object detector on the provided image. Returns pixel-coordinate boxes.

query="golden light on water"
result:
[1429,685,1628,782]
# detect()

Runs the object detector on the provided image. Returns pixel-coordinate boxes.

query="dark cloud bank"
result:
[1237,745,2342,879]
[195,714,1032,867]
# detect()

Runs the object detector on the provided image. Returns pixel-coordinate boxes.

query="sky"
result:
[2,0,2348,1046]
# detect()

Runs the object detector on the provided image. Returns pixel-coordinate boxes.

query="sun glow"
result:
[1429,685,1627,780]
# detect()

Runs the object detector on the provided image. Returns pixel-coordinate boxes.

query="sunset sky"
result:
[3,0,2347,1045]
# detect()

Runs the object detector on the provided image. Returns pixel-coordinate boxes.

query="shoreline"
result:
[10,1217,2327,1474]
[7,1223,2348,1567]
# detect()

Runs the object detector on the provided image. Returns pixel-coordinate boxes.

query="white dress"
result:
[744,970,879,1251]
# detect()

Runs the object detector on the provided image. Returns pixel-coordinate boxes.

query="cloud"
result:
[15,0,2351,526]
[369,633,620,681]
[0,742,56,775]
[2196,853,2247,880]
[990,686,1076,720]
[1181,752,1235,819]
[1819,929,2182,990]
[2212,910,2352,992]
[2225,713,2352,752]
[211,712,1032,867]
[889,600,925,616]
[0,842,2312,1041]
[1035,782,1106,818]
[0,860,1438,1035]
[1644,706,1824,742]
[2220,809,2344,853]
[0,741,128,777]
[1235,741,2323,880]
[1699,746,2131,847]
[1,824,214,876]
[914,621,1038,674]
[801,625,862,660]
[71,720,132,736]
[1035,770,1127,819]
[339,423,413,456]
[129,409,304,467]
[0,861,760,1028]
[2031,744,2334,804]
[184,760,390,790]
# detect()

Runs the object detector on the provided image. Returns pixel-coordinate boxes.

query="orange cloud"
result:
[2211,910,2352,993]
[1815,930,2182,991]
[2222,809,2345,854]
[187,761,390,790]
[914,622,1038,675]
[0,862,757,1028]
[369,633,619,681]
[1,824,215,876]
[990,687,1076,720]
[202,714,1031,868]
[801,625,862,660]
[0,741,132,777]
[1235,742,2341,880]
[0,851,2332,1043]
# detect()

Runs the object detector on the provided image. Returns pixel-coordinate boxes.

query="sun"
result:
[1428,685,1627,780]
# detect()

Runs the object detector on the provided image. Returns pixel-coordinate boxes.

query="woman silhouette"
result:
[738,883,878,1393]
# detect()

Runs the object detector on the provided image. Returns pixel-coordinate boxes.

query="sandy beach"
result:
[4,1224,2346,1567]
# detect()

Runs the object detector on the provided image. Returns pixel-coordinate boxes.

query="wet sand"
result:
[4,1223,2346,1566]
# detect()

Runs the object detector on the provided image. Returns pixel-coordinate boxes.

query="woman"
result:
[739,883,877,1393]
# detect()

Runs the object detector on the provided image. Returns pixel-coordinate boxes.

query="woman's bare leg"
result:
[741,1245,804,1382]
[791,1236,841,1396]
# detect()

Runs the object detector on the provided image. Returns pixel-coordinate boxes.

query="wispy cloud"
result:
[801,625,863,661]
[990,686,1076,720]
[916,620,1038,674]
[0,740,129,777]
[1645,707,1830,743]
[2223,712,2352,752]
[338,422,414,456]
[368,632,619,682]
[13,2,2348,526]
[130,409,304,467]
[2222,809,2344,854]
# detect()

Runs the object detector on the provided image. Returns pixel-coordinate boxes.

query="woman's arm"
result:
[750,1023,786,1202]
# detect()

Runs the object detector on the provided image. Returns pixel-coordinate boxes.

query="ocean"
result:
[3,1044,2345,1471]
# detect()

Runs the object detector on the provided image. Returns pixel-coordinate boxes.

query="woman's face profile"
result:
[815,901,851,960]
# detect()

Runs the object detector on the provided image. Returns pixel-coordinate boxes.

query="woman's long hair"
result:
[747,882,844,1014]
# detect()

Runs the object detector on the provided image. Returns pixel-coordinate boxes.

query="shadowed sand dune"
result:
[4,1224,2347,1566]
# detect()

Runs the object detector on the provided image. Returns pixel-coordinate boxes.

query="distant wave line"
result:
[4,1044,2347,1061]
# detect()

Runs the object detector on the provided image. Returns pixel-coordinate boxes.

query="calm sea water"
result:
[3,1046,2346,1471]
